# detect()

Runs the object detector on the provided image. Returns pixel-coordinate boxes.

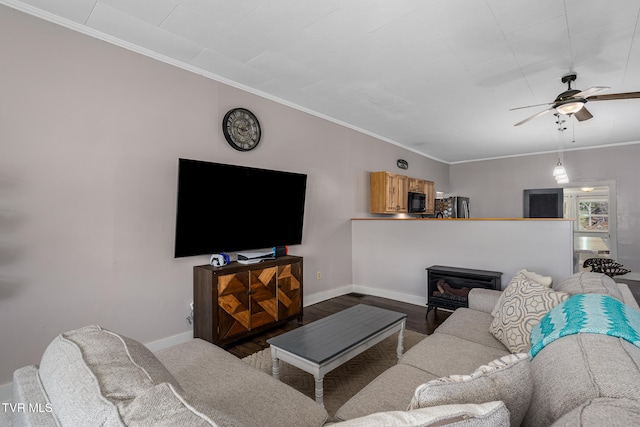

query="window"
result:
[577,197,608,232]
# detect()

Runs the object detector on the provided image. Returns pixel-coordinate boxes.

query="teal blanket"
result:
[530,293,640,358]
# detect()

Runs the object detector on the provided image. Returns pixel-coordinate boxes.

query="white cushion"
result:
[520,269,553,287]
[410,353,532,427]
[332,401,509,427]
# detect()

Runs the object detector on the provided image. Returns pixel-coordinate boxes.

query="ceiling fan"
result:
[511,73,640,126]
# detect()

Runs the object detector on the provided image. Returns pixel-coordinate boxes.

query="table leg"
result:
[314,376,324,406]
[396,321,405,359]
[271,353,280,380]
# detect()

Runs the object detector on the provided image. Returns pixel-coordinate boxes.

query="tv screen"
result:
[174,159,307,257]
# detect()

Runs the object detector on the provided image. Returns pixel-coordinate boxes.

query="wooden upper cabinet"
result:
[370,172,408,214]
[370,172,435,215]
[408,178,425,193]
[424,180,435,215]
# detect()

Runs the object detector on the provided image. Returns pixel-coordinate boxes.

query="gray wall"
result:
[450,144,640,272]
[0,6,448,387]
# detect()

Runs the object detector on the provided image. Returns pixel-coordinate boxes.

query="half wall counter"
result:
[351,218,573,305]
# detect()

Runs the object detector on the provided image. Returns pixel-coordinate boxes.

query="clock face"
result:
[222,108,261,151]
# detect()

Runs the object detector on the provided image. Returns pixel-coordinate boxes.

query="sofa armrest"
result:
[617,283,640,310]
[467,288,502,314]
[13,365,57,427]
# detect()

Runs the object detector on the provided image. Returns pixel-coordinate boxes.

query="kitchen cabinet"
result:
[371,172,434,214]
[370,172,408,213]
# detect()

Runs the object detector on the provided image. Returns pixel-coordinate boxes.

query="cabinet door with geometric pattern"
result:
[277,262,302,319]
[250,267,278,329]
[217,271,251,340]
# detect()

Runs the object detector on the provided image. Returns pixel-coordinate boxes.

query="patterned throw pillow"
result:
[490,278,569,353]
[490,270,552,318]
[409,353,531,427]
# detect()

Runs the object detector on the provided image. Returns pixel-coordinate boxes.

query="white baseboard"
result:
[304,284,425,307]
[351,285,426,307]
[303,285,354,306]
[144,329,194,353]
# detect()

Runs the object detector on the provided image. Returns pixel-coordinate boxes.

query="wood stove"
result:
[426,265,502,314]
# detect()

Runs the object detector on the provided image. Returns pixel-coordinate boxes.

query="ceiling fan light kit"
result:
[555,100,585,115]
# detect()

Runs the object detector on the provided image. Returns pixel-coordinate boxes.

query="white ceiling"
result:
[6,0,640,163]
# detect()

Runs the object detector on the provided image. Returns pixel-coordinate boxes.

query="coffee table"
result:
[266,304,407,406]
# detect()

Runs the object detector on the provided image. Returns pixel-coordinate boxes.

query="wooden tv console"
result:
[193,256,303,346]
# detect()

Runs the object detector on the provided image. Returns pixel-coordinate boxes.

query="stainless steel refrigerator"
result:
[435,196,470,218]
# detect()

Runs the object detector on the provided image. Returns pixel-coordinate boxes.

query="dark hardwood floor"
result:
[225,293,451,358]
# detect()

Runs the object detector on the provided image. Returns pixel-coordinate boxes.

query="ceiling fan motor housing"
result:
[555,89,582,103]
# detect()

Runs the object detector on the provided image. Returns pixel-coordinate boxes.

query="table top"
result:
[267,304,406,364]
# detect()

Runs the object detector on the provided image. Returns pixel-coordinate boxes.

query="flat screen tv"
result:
[174,158,307,257]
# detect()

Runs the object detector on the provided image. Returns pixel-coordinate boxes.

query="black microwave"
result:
[408,192,426,213]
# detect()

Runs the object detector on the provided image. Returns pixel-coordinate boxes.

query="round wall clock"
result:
[222,108,261,151]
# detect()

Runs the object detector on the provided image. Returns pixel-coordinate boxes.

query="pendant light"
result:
[553,113,569,184]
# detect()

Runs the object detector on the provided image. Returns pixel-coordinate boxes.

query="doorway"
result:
[562,181,617,273]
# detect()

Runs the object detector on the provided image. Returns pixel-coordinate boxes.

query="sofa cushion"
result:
[550,398,640,427]
[333,401,509,427]
[334,364,438,421]
[490,278,569,353]
[155,338,328,427]
[553,272,624,302]
[409,353,531,427]
[433,308,507,350]
[38,325,181,426]
[524,334,640,427]
[400,333,509,377]
[120,382,243,426]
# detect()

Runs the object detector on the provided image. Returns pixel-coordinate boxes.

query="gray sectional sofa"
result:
[335,272,640,426]
[11,272,640,426]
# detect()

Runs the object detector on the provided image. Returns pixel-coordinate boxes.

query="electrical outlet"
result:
[316,271,322,280]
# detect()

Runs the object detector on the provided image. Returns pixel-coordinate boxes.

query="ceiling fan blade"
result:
[575,86,609,98]
[587,91,640,101]
[514,108,553,126]
[574,106,593,122]
[509,102,553,111]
